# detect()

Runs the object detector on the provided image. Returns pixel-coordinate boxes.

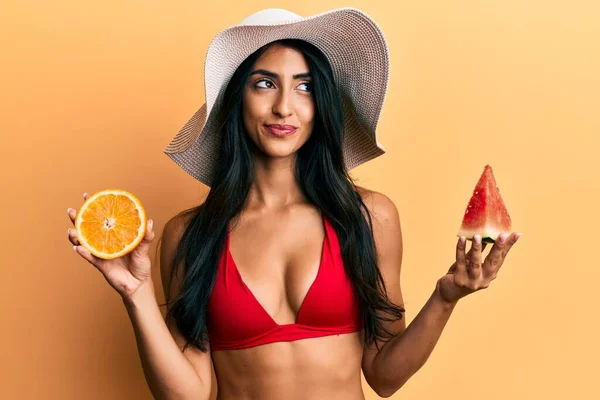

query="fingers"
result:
[67,228,80,246]
[453,235,471,285]
[455,236,467,275]
[146,219,154,240]
[466,235,483,280]
[139,219,155,245]
[66,193,89,225]
[132,219,155,257]
[73,244,104,271]
[67,208,76,225]
[448,241,484,275]
[68,191,92,253]
[482,232,522,279]
[452,233,520,295]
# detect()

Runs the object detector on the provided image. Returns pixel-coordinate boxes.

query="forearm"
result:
[123,281,209,400]
[372,285,457,396]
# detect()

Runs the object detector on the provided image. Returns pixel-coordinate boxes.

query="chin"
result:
[258,143,300,158]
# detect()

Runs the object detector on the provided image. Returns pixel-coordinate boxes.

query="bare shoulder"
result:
[159,208,200,304]
[355,186,401,228]
[355,185,403,272]
[163,208,198,240]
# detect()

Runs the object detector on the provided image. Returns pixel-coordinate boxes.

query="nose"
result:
[272,89,293,118]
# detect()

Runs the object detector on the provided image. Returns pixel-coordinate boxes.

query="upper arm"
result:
[159,214,213,391]
[358,188,407,377]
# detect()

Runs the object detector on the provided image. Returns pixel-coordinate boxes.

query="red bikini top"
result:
[207,214,363,351]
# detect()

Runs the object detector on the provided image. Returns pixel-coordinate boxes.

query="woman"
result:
[66,8,521,399]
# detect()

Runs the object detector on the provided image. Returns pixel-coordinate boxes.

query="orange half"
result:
[75,189,147,260]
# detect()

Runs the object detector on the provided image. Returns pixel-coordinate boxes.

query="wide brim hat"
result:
[164,7,389,186]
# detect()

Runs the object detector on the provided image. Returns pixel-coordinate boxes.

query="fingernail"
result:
[459,236,465,245]
[515,232,522,241]
[149,220,153,230]
[67,228,71,235]
[73,246,77,252]
[474,235,481,244]
[498,234,506,243]
[67,208,71,214]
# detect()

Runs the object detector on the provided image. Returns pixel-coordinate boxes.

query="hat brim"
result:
[165,8,388,186]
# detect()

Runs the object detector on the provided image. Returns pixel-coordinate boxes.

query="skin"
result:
[66,43,522,399]
[212,44,365,399]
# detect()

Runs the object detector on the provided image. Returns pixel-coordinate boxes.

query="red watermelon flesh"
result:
[457,165,512,243]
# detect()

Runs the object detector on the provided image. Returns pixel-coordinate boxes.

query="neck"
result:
[246,153,307,210]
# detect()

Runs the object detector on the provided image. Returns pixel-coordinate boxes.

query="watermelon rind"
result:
[459,235,496,244]
[456,227,508,243]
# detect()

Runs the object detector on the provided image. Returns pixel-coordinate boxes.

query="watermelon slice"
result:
[457,165,512,243]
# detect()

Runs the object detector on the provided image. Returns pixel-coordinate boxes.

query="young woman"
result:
[67,8,521,400]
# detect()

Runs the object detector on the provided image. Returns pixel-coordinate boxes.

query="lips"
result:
[265,124,298,137]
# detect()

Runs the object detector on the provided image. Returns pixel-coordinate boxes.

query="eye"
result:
[298,82,312,92]
[255,79,275,89]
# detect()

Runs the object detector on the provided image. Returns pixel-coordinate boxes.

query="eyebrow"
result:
[249,69,312,80]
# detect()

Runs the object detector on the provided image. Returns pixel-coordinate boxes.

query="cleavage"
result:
[228,213,326,325]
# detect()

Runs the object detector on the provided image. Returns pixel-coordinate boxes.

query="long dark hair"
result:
[159,39,404,353]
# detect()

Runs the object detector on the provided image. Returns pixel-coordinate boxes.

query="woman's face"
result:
[242,43,315,159]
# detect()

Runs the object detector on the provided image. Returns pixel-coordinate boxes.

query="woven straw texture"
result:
[164,8,389,186]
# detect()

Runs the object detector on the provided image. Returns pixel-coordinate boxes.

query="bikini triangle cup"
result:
[207,214,364,351]
[226,212,328,326]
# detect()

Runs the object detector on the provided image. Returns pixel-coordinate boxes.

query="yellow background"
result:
[1,0,598,399]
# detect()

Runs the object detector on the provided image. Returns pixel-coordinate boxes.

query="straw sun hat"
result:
[164,7,390,186]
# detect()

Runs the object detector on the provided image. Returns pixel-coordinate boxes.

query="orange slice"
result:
[75,189,147,260]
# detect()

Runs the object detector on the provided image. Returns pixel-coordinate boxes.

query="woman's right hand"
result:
[67,192,156,301]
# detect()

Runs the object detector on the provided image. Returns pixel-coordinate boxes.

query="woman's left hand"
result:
[436,233,522,305]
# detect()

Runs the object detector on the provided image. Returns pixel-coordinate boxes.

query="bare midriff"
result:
[212,331,365,400]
